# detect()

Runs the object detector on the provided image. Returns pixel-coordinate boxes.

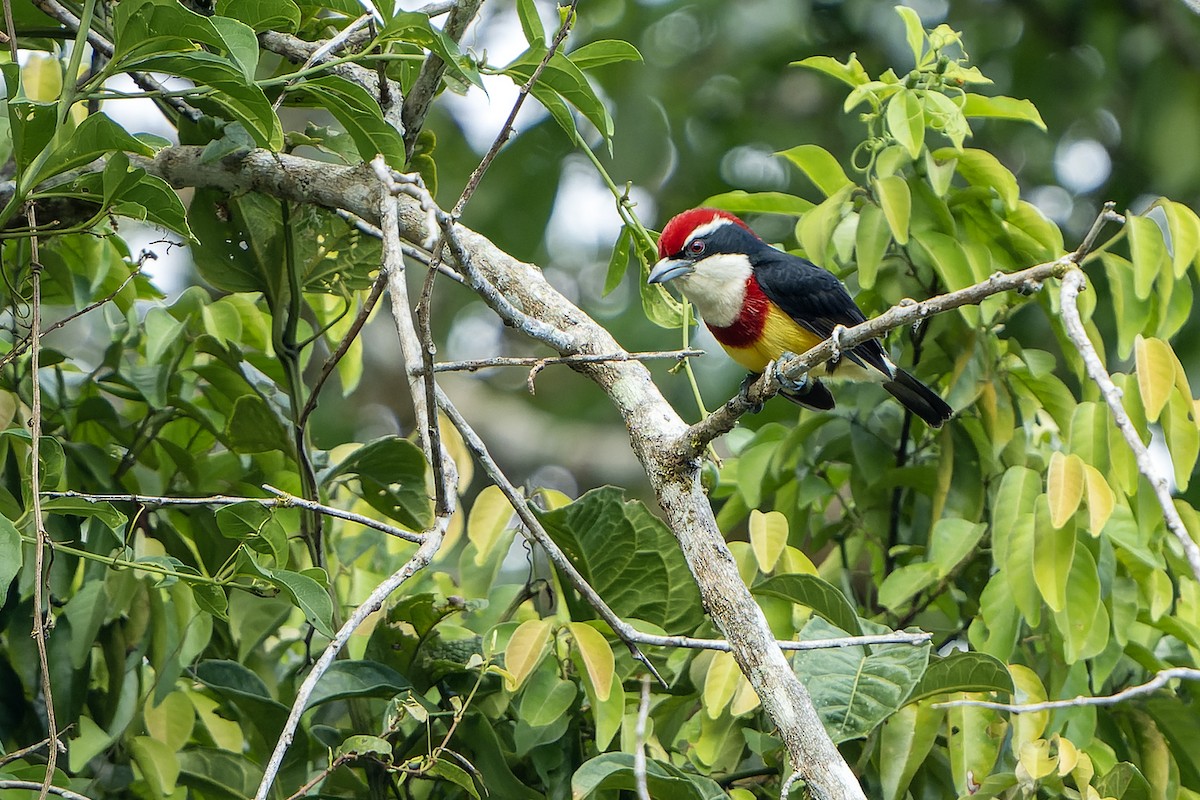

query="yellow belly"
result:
[721,306,824,373]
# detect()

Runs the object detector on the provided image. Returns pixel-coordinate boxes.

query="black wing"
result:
[752,249,893,376]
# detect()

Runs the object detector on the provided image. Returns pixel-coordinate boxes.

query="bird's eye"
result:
[687,239,705,256]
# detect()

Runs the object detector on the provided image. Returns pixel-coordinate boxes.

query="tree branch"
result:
[934,667,1200,712]
[401,0,483,156]
[1059,260,1200,585]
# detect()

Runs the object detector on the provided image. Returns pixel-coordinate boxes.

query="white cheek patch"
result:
[676,253,753,328]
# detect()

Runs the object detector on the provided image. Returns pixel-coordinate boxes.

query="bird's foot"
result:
[771,352,810,393]
[738,374,766,414]
[829,325,848,368]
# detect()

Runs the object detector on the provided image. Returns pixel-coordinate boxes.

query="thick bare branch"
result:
[402,0,483,156]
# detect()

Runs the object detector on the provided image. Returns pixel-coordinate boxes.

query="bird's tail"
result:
[778,377,835,411]
[883,369,953,428]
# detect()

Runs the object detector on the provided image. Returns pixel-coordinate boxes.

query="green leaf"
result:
[873,175,911,245]
[327,436,432,531]
[519,668,578,727]
[178,748,263,798]
[192,660,289,741]
[1101,252,1152,358]
[216,502,288,565]
[31,112,156,187]
[701,190,814,216]
[790,54,870,87]
[1162,390,1199,492]
[895,6,928,67]
[215,0,300,33]
[935,147,1019,211]
[534,487,704,633]
[886,89,925,159]
[225,395,290,454]
[0,514,23,591]
[286,76,406,168]
[572,753,725,800]
[961,93,1046,130]
[911,229,975,292]
[114,0,261,79]
[1032,497,1073,613]
[1094,763,1153,800]
[877,563,939,611]
[753,573,862,635]
[854,202,891,290]
[777,144,852,198]
[604,226,632,295]
[240,557,336,638]
[516,0,545,43]
[880,702,943,800]
[1047,451,1085,529]
[41,497,127,531]
[130,736,181,798]
[374,12,482,89]
[123,52,282,149]
[929,518,986,577]
[425,760,481,799]
[792,617,931,743]
[567,40,643,70]
[0,64,56,177]
[1128,213,1168,300]
[797,185,852,265]
[1052,541,1107,662]
[1162,200,1200,278]
[990,466,1041,566]
[905,651,1013,704]
[306,661,411,708]
[923,91,969,150]
[505,49,614,142]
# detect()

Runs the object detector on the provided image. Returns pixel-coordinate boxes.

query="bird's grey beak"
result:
[647,258,693,285]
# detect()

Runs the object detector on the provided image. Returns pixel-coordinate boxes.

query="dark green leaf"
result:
[604,226,631,295]
[534,487,704,633]
[178,748,263,800]
[225,395,290,454]
[373,11,482,89]
[792,618,931,743]
[505,49,614,142]
[240,558,336,638]
[286,76,406,168]
[41,498,127,531]
[516,0,545,44]
[1095,763,1152,800]
[327,436,432,531]
[753,573,862,635]
[572,753,725,800]
[306,661,411,708]
[905,651,1013,704]
[113,0,260,79]
[192,660,289,740]
[215,0,300,33]
[2,63,57,172]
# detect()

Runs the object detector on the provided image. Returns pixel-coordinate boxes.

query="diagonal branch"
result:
[934,667,1200,713]
[401,0,483,156]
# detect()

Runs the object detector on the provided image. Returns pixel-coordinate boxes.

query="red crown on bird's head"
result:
[656,208,757,259]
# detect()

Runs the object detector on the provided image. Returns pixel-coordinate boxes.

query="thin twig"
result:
[0,782,93,800]
[934,667,1200,712]
[634,674,652,800]
[680,203,1125,459]
[427,349,705,393]
[272,14,374,111]
[1058,250,1200,585]
[298,271,387,427]
[43,488,427,544]
[253,519,450,800]
[0,260,145,370]
[0,733,64,767]
[452,0,579,216]
[282,754,353,800]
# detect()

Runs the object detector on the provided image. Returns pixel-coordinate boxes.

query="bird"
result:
[647,207,952,428]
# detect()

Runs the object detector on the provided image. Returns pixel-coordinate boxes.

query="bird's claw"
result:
[738,374,766,414]
[771,353,810,393]
[829,325,848,367]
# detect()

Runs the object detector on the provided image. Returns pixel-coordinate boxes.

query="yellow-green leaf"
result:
[873,175,911,245]
[1008,665,1049,754]
[1082,465,1114,536]
[468,485,515,566]
[1033,497,1074,613]
[567,622,615,702]
[854,202,890,290]
[703,650,740,718]
[1128,214,1168,300]
[503,619,552,691]
[1134,335,1176,423]
[130,735,181,798]
[887,89,925,159]
[797,185,853,263]
[1163,389,1200,492]
[144,691,196,753]
[1020,740,1057,781]
[729,674,760,717]
[777,144,852,198]
[1163,201,1200,278]
[1047,451,1084,529]
[748,509,788,574]
[935,147,1018,211]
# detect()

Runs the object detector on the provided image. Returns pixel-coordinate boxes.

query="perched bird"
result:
[648,208,952,427]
